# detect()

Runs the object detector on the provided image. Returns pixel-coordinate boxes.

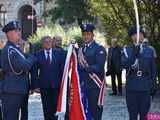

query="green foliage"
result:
[29,24,65,51]
[46,0,95,24]
[89,0,160,42]
[89,0,160,84]
[29,24,106,51]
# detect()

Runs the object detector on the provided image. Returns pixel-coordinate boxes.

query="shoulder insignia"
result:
[9,48,16,55]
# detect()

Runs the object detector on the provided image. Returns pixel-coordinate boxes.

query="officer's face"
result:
[7,29,21,43]
[82,32,94,44]
[42,38,52,50]
[131,32,144,44]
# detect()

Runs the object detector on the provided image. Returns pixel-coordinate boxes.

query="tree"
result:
[46,0,95,25]
[89,0,160,83]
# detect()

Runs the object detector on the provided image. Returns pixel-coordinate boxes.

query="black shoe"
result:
[109,92,117,96]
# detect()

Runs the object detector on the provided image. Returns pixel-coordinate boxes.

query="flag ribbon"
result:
[78,48,105,106]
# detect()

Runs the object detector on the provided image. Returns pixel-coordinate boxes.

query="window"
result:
[0,4,6,27]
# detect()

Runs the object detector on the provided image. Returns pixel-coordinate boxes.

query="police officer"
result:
[78,24,106,120]
[1,21,35,120]
[16,40,32,120]
[121,26,157,120]
[0,48,3,120]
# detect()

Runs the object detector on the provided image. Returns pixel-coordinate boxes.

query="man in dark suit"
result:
[31,36,65,120]
[0,49,3,120]
[107,38,122,96]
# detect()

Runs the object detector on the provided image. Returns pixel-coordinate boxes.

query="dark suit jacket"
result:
[107,46,122,74]
[31,48,66,89]
[0,50,3,94]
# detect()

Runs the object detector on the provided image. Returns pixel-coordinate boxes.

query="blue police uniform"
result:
[31,48,66,120]
[121,27,157,120]
[0,49,3,120]
[1,21,35,120]
[79,24,106,120]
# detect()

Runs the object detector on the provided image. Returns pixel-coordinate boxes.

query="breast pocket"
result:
[85,50,96,64]
[140,56,152,70]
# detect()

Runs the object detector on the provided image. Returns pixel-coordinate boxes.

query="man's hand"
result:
[134,44,140,57]
[34,88,40,93]
[29,90,34,95]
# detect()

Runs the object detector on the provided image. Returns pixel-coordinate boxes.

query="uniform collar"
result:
[7,40,24,54]
[44,48,52,53]
[84,40,96,48]
[7,41,17,48]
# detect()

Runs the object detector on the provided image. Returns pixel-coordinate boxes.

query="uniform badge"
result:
[13,21,17,28]
[83,24,87,30]
[9,48,16,55]
[99,51,104,54]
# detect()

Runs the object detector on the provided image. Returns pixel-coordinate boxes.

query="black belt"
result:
[128,70,150,77]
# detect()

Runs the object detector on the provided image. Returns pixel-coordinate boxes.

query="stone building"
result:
[0,0,44,45]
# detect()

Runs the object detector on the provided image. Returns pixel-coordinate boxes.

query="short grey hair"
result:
[41,36,52,43]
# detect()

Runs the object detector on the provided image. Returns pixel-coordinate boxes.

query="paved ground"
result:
[28,86,160,120]
[102,87,160,120]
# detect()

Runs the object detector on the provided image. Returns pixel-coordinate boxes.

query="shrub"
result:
[29,24,107,51]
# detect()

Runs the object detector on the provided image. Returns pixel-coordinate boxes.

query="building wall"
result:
[0,0,44,45]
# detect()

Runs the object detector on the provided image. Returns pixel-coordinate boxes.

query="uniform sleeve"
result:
[9,50,35,72]
[150,50,157,87]
[88,46,106,73]
[0,50,1,68]
[121,47,135,69]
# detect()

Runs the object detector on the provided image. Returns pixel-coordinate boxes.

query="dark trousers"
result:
[2,93,25,120]
[40,88,59,120]
[126,90,151,120]
[0,99,2,120]
[86,89,103,120]
[111,72,122,94]
[20,94,29,120]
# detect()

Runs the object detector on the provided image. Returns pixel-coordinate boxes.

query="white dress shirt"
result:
[44,48,52,62]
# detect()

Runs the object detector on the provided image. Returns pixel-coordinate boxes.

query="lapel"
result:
[110,47,113,58]
[108,47,112,68]
[40,50,47,64]
[108,47,113,61]
[42,49,55,64]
